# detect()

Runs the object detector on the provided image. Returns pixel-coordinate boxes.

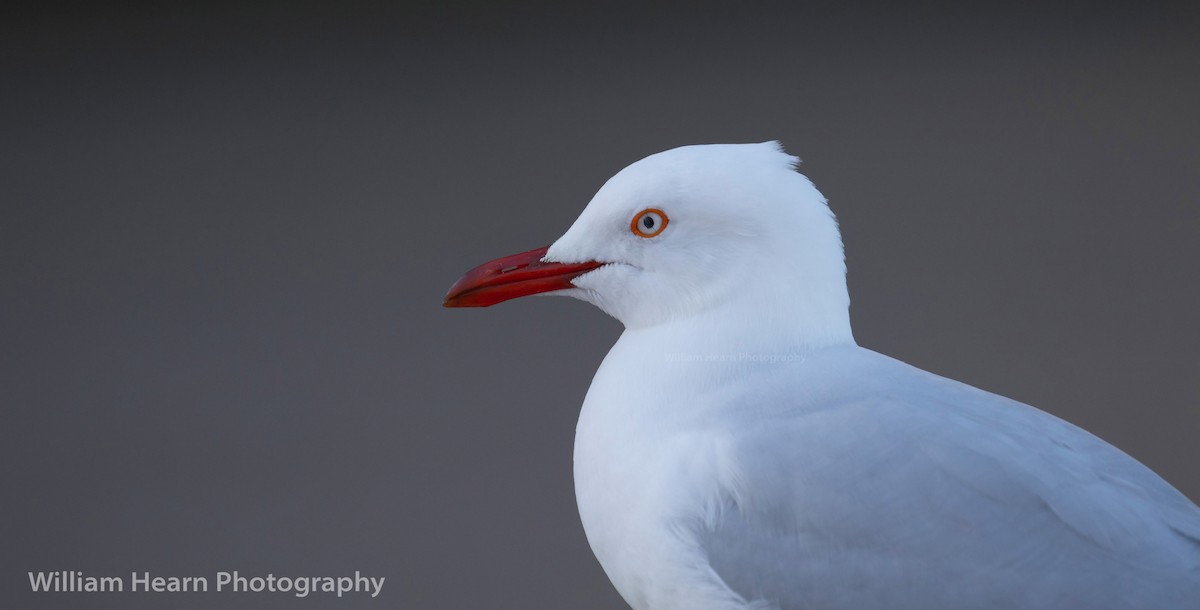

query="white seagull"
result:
[443,142,1200,609]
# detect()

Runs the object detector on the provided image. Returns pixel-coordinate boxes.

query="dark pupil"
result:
[642,215,655,230]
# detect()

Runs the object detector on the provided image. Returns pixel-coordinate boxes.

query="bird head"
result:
[444,142,853,345]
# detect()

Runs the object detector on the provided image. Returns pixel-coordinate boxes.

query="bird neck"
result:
[628,285,856,360]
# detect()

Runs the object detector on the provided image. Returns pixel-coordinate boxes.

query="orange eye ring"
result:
[631,208,668,238]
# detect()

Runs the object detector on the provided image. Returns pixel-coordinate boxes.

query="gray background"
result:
[2,2,1198,609]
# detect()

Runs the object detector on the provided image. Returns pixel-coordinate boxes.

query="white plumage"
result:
[453,142,1200,609]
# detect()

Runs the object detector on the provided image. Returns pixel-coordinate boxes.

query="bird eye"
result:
[631,208,668,238]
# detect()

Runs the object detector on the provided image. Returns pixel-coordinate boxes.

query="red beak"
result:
[443,245,604,308]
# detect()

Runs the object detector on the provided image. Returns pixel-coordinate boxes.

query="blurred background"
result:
[2,2,1198,608]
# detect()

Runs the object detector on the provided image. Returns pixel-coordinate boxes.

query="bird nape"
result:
[444,142,1200,610]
